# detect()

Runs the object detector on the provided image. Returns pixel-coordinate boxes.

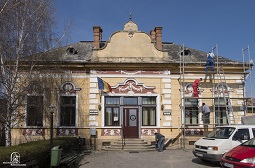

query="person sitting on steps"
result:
[155,132,165,152]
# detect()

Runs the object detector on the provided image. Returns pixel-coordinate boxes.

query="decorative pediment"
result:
[60,82,81,94]
[92,30,170,63]
[182,83,204,97]
[211,83,234,96]
[184,83,193,97]
[27,81,43,95]
[112,78,156,94]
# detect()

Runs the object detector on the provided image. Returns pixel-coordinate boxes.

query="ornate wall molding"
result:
[183,83,204,97]
[212,83,234,96]
[102,129,121,136]
[23,128,44,136]
[27,81,44,95]
[183,129,203,136]
[141,129,159,136]
[60,82,81,94]
[90,70,170,75]
[112,78,156,94]
[56,128,78,136]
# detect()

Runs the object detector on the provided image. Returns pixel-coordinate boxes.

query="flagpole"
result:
[99,90,102,103]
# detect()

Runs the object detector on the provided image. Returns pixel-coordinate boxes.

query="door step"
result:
[102,139,156,151]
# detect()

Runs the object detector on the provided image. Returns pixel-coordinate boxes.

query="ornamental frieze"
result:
[91,70,170,75]
[183,129,203,136]
[112,78,156,94]
[23,128,44,136]
[141,129,159,136]
[102,129,121,136]
[56,128,78,136]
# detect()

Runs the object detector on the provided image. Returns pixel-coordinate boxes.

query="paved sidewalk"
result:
[79,149,221,168]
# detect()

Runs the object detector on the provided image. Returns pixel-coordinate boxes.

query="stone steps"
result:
[102,139,156,151]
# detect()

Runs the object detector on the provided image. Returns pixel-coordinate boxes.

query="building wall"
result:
[9,69,248,149]
[8,21,249,148]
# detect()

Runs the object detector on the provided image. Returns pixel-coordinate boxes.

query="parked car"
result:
[193,125,255,162]
[221,137,255,168]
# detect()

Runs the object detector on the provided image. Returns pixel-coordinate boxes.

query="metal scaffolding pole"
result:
[181,44,186,150]
[242,46,253,115]
[213,45,218,127]
[247,46,254,114]
[242,47,249,116]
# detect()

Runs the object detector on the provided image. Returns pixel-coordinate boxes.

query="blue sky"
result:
[55,0,255,97]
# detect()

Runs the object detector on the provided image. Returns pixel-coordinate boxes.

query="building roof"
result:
[39,19,250,70]
[46,41,242,65]
[163,43,239,64]
[40,41,94,62]
[40,19,248,68]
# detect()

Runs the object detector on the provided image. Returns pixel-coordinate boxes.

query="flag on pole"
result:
[97,77,112,92]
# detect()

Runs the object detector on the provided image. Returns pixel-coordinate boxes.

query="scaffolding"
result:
[242,46,254,115]
[177,44,253,149]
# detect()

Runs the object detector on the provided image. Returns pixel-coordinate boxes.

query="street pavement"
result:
[79,149,221,168]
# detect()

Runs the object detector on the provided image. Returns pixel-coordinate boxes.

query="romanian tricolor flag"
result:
[97,77,112,92]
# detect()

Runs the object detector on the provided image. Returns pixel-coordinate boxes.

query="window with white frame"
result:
[142,97,156,126]
[60,96,76,126]
[26,82,44,126]
[214,83,229,125]
[104,96,157,126]
[59,82,80,127]
[184,98,198,125]
[105,97,120,126]
[214,98,227,125]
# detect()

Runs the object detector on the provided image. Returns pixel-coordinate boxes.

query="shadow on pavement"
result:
[192,158,221,168]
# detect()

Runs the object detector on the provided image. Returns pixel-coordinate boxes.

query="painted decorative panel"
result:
[56,128,78,136]
[183,129,203,136]
[141,129,159,136]
[23,129,45,136]
[102,129,121,136]
[112,79,155,94]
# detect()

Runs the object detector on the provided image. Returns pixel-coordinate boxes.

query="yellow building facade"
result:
[10,19,252,149]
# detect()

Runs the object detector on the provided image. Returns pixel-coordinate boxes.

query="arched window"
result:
[184,84,199,125]
[59,82,80,127]
[214,83,229,125]
[26,81,44,127]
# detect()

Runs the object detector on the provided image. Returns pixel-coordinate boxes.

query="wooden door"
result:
[123,108,139,138]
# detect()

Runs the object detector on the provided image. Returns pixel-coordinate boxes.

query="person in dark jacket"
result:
[155,132,165,152]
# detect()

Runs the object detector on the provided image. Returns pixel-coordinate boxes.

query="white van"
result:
[193,125,255,162]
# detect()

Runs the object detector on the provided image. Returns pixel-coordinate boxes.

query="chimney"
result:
[93,26,103,49]
[154,27,163,50]
[150,30,156,43]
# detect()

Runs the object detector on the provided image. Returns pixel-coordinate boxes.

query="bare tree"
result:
[0,0,63,146]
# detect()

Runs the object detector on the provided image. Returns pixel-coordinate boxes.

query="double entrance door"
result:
[123,108,139,138]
